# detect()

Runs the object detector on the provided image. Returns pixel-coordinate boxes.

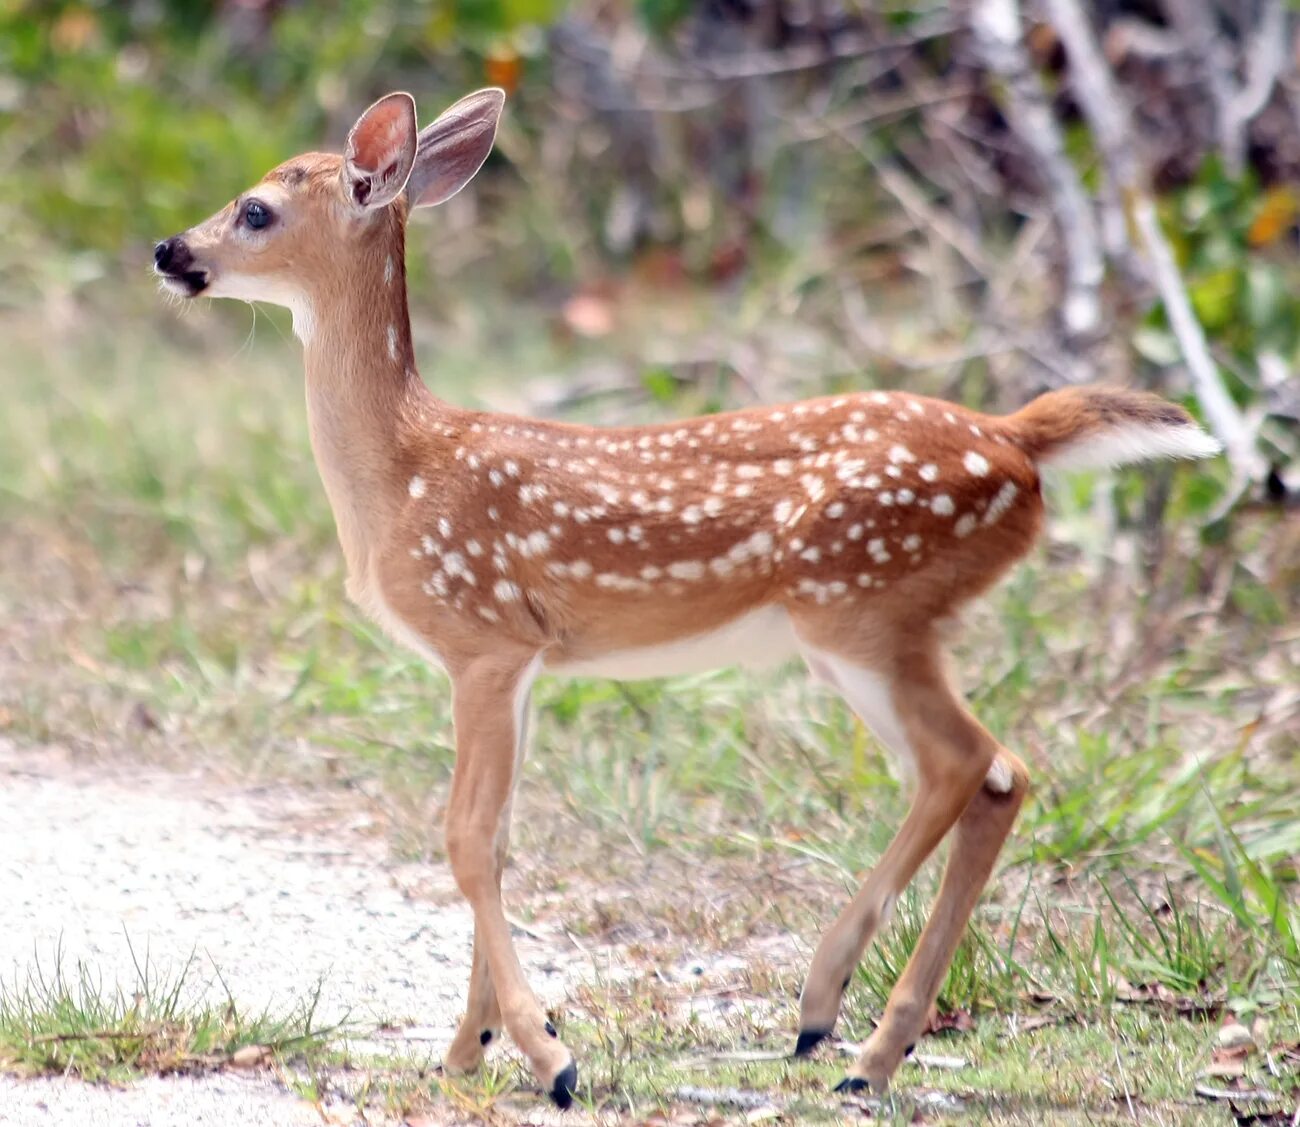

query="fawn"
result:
[154,88,1221,1106]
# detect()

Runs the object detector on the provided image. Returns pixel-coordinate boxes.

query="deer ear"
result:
[406,88,505,209]
[343,92,417,210]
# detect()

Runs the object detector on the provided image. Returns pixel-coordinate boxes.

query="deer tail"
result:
[1005,385,1222,470]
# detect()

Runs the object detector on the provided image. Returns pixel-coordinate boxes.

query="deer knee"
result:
[445,816,499,899]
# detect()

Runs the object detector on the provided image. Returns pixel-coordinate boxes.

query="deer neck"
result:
[299,221,429,592]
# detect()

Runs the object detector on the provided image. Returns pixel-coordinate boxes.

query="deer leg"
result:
[841,748,1028,1092]
[443,653,577,1107]
[444,689,534,1074]
[794,644,1013,1065]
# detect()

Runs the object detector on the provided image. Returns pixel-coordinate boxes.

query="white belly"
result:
[552,605,798,681]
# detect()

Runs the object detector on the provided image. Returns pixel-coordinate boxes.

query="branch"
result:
[1043,0,1263,481]
[972,0,1104,338]
[1162,0,1288,178]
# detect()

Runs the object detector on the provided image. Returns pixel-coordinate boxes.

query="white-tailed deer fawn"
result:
[155,88,1221,1107]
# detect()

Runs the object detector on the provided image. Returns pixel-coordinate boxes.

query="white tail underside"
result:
[1038,422,1223,471]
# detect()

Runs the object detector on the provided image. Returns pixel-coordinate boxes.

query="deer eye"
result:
[243,200,272,230]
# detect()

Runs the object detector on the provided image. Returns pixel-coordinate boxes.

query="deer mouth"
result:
[153,236,210,297]
[156,268,210,298]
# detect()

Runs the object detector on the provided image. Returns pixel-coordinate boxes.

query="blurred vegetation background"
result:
[3,0,1299,476]
[0,3,1298,1117]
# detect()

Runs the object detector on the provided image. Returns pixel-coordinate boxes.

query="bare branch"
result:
[972,0,1103,338]
[1043,0,1264,480]
[1162,0,1288,177]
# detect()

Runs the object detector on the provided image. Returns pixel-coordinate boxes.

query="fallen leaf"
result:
[925,1009,975,1035]
[230,1044,271,1068]
[1218,1017,1255,1051]
[1202,1056,1247,1079]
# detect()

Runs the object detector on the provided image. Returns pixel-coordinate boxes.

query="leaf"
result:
[1188,268,1240,332]
[230,1043,271,1068]
[1132,326,1181,366]
[640,366,680,404]
[1247,186,1298,247]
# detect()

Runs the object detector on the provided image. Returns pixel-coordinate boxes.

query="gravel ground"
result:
[0,739,592,1126]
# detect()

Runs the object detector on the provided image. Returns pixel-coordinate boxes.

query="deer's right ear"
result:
[406,88,505,209]
[342,92,418,210]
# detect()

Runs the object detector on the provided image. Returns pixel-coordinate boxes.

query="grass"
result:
[0,936,336,1083]
[1,299,1298,1123]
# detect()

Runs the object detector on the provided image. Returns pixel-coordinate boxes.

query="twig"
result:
[972,0,1103,338]
[1162,0,1288,177]
[32,1027,162,1043]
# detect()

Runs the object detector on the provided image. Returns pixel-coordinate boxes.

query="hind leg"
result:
[795,638,1027,1083]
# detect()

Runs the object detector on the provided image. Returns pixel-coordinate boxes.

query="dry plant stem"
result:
[1161,0,1288,178]
[1044,0,1264,483]
[972,0,1102,338]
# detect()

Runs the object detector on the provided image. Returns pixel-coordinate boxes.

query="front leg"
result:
[444,930,501,1072]
[443,653,577,1106]
[445,723,529,1072]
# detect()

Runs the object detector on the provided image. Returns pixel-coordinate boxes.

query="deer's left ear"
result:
[406,88,505,209]
[343,92,418,210]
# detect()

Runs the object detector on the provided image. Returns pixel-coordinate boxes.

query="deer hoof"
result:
[794,1028,831,1057]
[549,1059,579,1109]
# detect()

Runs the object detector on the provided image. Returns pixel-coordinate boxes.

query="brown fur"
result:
[155,89,1217,1103]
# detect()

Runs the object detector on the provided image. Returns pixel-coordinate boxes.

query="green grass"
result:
[1,305,1297,1123]
[0,937,337,1083]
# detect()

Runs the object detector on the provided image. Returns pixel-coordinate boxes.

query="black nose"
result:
[153,237,189,272]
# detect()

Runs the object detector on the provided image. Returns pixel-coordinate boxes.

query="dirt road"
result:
[0,740,590,1126]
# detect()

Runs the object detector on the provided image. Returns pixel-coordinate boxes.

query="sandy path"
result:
[0,740,590,1126]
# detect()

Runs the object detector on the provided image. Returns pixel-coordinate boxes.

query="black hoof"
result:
[834,1076,870,1095]
[544,1020,557,1038]
[549,1060,579,1109]
[479,1029,493,1046]
[794,1028,831,1057]
[904,1042,915,1058]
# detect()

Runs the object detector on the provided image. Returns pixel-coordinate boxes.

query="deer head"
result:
[152,88,505,341]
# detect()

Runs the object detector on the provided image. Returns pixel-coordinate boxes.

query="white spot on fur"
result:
[985,757,1015,794]
[955,513,978,537]
[384,255,394,285]
[443,551,474,585]
[964,451,990,477]
[668,560,705,580]
[888,444,915,464]
[802,475,826,502]
[919,463,939,482]
[902,533,922,552]
[984,481,1019,524]
[931,494,955,517]
[494,579,521,603]
[386,324,398,361]
[408,475,427,498]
